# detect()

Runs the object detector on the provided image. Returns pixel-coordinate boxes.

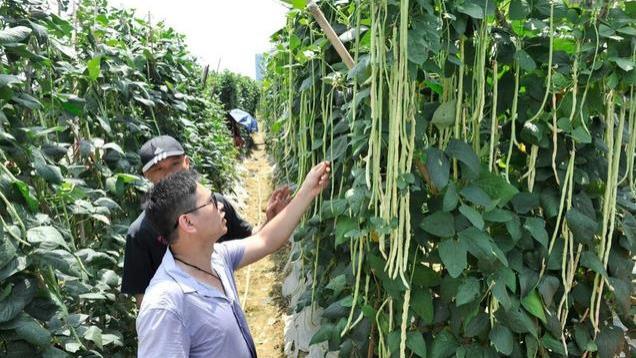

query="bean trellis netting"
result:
[262,0,635,356]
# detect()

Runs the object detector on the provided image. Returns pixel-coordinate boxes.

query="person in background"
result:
[137,161,330,357]
[121,135,291,307]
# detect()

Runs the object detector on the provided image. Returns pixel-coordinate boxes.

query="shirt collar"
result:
[161,248,227,298]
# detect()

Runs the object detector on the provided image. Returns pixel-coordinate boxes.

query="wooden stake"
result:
[306,2,355,70]
[202,64,210,87]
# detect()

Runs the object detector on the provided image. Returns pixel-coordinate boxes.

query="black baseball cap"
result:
[139,135,185,173]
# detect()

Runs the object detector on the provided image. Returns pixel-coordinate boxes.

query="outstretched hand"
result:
[299,161,331,198]
[265,185,292,222]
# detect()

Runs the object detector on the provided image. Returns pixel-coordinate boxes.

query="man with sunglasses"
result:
[121,135,291,307]
[137,162,330,357]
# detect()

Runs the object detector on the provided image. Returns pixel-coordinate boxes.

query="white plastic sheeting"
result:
[281,243,338,358]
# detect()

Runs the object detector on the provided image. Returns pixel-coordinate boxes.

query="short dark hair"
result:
[145,169,200,244]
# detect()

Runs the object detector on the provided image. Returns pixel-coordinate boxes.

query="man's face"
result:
[186,185,228,242]
[144,155,189,184]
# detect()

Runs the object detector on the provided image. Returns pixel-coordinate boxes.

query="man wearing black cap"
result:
[121,135,290,306]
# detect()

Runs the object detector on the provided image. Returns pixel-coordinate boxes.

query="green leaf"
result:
[541,334,566,355]
[565,208,598,245]
[459,227,508,266]
[464,312,489,337]
[622,213,636,252]
[32,249,81,277]
[320,199,347,219]
[502,307,538,338]
[617,26,636,36]
[492,281,512,310]
[511,192,540,214]
[571,126,592,143]
[483,208,513,223]
[84,326,103,349]
[579,251,609,280]
[0,26,32,44]
[489,324,513,355]
[281,0,307,9]
[0,74,22,88]
[459,205,484,230]
[431,100,456,128]
[9,314,51,347]
[412,289,433,324]
[325,274,346,296]
[540,190,560,218]
[515,49,536,72]
[456,277,480,306]
[421,211,455,237]
[457,2,484,19]
[335,217,357,247]
[574,325,596,353]
[506,215,522,241]
[0,234,17,269]
[133,96,155,107]
[426,148,450,189]
[442,183,458,212]
[598,24,615,38]
[407,331,427,357]
[11,93,42,109]
[438,239,467,278]
[526,334,539,357]
[408,25,429,65]
[521,289,547,323]
[33,151,63,185]
[87,56,101,81]
[326,135,348,161]
[520,121,544,146]
[596,325,625,358]
[61,96,85,115]
[538,275,560,307]
[476,170,518,206]
[523,217,548,247]
[387,331,401,355]
[430,329,457,358]
[446,140,480,176]
[610,57,634,72]
[0,277,36,323]
[27,226,70,251]
[460,185,493,209]
[509,0,530,20]
[309,323,334,345]
[0,257,27,282]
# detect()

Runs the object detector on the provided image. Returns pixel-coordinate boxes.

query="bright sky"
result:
[114,0,288,78]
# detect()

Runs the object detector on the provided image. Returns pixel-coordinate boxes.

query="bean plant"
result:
[0,0,237,355]
[262,0,635,357]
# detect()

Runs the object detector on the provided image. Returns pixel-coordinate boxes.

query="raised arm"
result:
[237,161,330,268]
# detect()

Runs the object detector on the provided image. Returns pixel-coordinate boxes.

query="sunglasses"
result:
[173,194,218,229]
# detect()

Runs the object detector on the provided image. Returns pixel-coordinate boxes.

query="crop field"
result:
[0,0,634,357]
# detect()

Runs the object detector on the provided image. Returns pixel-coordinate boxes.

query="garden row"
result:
[0,0,239,356]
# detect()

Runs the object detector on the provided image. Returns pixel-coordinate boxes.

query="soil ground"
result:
[235,131,288,358]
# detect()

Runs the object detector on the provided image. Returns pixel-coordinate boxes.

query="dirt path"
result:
[235,132,287,358]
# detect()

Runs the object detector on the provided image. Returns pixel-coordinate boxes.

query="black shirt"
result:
[121,193,252,295]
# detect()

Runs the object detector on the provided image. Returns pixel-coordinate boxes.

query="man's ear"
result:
[178,215,196,234]
[184,156,191,168]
